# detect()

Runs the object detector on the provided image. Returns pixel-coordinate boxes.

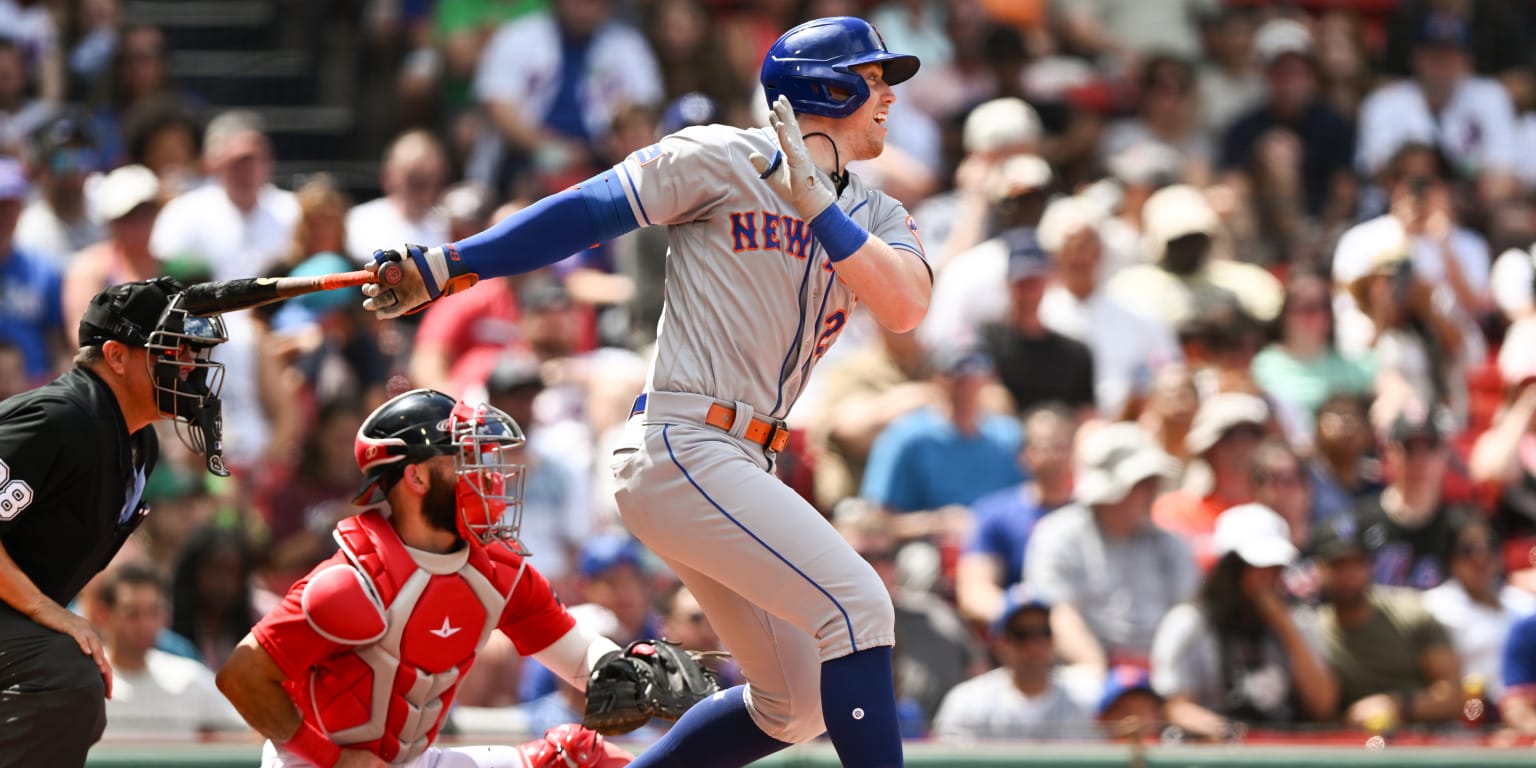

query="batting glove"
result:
[361,244,479,319]
[750,95,837,221]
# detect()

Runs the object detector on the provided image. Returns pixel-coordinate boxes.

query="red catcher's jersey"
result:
[253,510,576,764]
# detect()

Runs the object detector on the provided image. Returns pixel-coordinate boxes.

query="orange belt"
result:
[630,394,792,454]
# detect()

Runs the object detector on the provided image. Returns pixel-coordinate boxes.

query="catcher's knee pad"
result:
[810,563,895,660]
[744,682,825,744]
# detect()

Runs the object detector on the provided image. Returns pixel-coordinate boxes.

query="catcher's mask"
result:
[353,389,529,550]
[145,293,229,475]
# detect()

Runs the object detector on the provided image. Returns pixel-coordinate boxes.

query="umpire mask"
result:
[144,293,230,476]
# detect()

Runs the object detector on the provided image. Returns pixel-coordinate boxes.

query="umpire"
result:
[0,277,228,767]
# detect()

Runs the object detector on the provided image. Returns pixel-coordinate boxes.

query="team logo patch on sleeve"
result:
[630,144,666,167]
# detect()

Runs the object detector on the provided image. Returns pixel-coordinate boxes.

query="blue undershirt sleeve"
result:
[450,168,641,279]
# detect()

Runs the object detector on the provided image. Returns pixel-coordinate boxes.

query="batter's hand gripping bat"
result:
[177,262,404,316]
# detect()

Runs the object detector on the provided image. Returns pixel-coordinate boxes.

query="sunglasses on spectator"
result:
[1457,540,1495,559]
[1258,469,1305,487]
[1005,625,1052,642]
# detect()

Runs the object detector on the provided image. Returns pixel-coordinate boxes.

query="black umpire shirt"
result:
[0,366,156,610]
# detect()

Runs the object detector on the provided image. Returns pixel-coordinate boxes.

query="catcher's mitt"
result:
[582,639,723,736]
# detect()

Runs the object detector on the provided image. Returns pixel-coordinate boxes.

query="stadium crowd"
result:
[11,0,1536,751]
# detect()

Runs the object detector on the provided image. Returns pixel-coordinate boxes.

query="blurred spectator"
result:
[473,0,663,191]
[1349,409,1470,590]
[1252,269,1373,434]
[344,130,451,264]
[1219,18,1357,265]
[932,584,1092,742]
[1025,422,1197,672]
[1194,6,1262,138]
[1151,504,1338,740]
[485,353,593,589]
[88,25,182,170]
[266,251,391,420]
[1472,319,1536,546]
[1356,11,1518,202]
[981,229,1096,416]
[904,5,1013,120]
[1383,0,1530,79]
[910,97,1041,267]
[1307,393,1384,525]
[1311,517,1464,728]
[0,337,25,399]
[1490,243,1536,323]
[1335,142,1489,349]
[841,504,983,730]
[67,0,118,98]
[1056,0,1213,62]
[170,526,259,670]
[1094,138,1185,273]
[1179,299,1269,402]
[1095,665,1167,744]
[1038,195,1180,418]
[0,156,63,383]
[93,562,246,738]
[646,0,743,111]
[61,164,161,337]
[809,322,934,511]
[957,403,1075,624]
[258,397,362,593]
[1501,612,1536,736]
[658,583,740,689]
[1106,184,1281,331]
[1341,238,1468,428]
[1250,439,1313,551]
[151,109,297,281]
[16,115,103,268]
[1423,517,1536,704]
[0,0,63,104]
[1137,363,1200,468]
[409,274,528,397]
[860,345,1022,541]
[1100,54,1211,186]
[0,37,53,153]
[1153,392,1268,573]
[121,97,202,197]
[938,124,1052,269]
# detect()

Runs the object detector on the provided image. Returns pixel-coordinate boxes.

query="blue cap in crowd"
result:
[991,583,1052,635]
[579,534,643,579]
[1418,11,1470,49]
[1003,227,1051,282]
[1097,665,1160,717]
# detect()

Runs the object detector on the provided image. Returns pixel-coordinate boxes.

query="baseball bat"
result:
[178,262,404,316]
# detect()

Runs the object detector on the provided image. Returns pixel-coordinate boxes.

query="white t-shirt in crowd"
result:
[1491,246,1535,320]
[1355,77,1517,178]
[1422,580,1536,700]
[103,649,248,738]
[1040,284,1181,417]
[932,668,1095,742]
[150,183,300,282]
[344,197,450,265]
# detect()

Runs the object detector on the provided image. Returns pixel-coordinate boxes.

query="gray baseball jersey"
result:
[607,122,927,744]
[613,124,926,419]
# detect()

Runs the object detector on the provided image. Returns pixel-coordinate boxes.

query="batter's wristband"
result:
[282,722,341,768]
[810,205,869,263]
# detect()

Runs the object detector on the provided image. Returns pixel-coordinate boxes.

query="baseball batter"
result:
[364,17,929,768]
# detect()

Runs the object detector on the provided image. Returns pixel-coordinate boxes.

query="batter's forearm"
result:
[833,238,931,332]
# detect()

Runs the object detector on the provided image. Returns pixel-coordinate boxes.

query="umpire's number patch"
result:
[0,459,34,520]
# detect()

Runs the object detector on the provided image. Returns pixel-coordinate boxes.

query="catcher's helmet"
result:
[760,16,920,119]
[353,388,528,549]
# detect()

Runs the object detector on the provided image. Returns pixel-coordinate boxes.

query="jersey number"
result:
[0,459,33,521]
[813,311,847,359]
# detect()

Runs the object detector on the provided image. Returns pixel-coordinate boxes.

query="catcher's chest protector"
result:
[302,510,524,764]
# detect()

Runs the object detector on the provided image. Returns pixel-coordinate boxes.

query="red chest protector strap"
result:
[328,509,509,608]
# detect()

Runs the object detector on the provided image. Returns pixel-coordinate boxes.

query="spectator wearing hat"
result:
[1153,393,1270,572]
[343,130,451,265]
[1423,516,1536,705]
[1194,7,1265,139]
[61,164,161,338]
[1470,318,1536,550]
[931,584,1093,741]
[1151,504,1338,740]
[860,344,1023,541]
[1346,409,1471,590]
[16,115,102,268]
[1311,516,1464,728]
[839,503,983,732]
[1096,665,1166,743]
[938,150,1054,273]
[909,97,1042,266]
[1100,54,1212,187]
[0,155,65,384]
[1025,422,1197,672]
[980,229,1097,417]
[1356,10,1518,202]
[1037,194,1181,418]
[957,403,1076,625]
[1092,138,1185,272]
[1218,18,1357,265]
[1106,184,1282,332]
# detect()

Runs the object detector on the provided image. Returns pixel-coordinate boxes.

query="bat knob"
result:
[379,262,404,287]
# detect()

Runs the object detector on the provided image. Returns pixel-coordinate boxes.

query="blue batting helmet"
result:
[760,17,920,119]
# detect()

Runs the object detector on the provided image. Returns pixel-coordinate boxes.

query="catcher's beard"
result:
[422,465,462,540]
